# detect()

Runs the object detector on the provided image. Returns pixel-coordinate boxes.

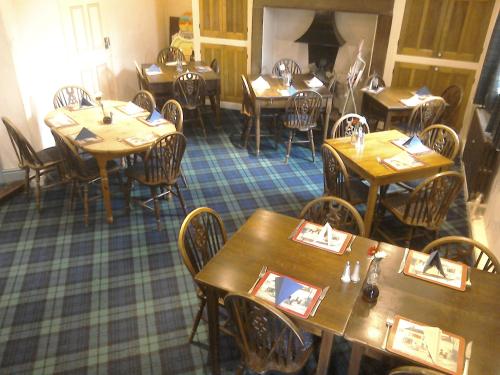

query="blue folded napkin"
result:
[80,97,93,107]
[415,86,431,96]
[275,276,302,305]
[147,64,161,73]
[147,109,163,122]
[288,86,297,96]
[75,127,97,141]
[423,250,446,277]
[402,135,423,148]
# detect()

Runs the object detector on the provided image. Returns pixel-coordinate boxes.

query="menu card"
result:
[305,76,324,88]
[387,316,465,375]
[251,270,322,319]
[291,220,352,255]
[391,136,431,155]
[116,101,148,116]
[49,113,77,128]
[251,76,271,91]
[122,133,158,147]
[278,86,297,97]
[382,152,425,170]
[403,250,467,291]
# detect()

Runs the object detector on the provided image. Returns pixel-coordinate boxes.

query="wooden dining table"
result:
[142,61,221,125]
[345,241,500,375]
[44,100,176,223]
[246,74,334,155]
[195,208,378,375]
[325,130,454,236]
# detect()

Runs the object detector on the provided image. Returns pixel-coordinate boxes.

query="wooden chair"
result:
[406,97,446,135]
[2,117,65,211]
[134,61,148,90]
[282,90,322,163]
[224,292,314,375]
[51,130,122,226]
[53,85,94,109]
[157,46,185,64]
[320,73,339,136]
[299,196,365,236]
[388,366,446,375]
[439,85,463,129]
[420,124,460,160]
[240,75,280,150]
[329,113,369,139]
[132,90,156,113]
[272,58,302,77]
[374,171,464,247]
[174,72,207,137]
[422,236,499,273]
[204,58,220,115]
[178,207,229,343]
[210,58,220,74]
[125,132,188,230]
[321,143,368,205]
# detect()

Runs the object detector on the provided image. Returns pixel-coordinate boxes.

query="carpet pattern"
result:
[0,109,468,374]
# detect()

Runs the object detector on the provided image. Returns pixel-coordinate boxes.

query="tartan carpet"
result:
[0,110,468,374]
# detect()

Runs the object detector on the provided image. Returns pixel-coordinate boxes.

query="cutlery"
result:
[248,265,267,293]
[466,267,472,288]
[381,317,394,350]
[397,248,410,273]
[311,286,330,317]
[463,341,472,375]
[347,235,356,252]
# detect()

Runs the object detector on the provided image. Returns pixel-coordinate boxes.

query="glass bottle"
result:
[351,121,360,145]
[176,56,183,73]
[362,258,381,303]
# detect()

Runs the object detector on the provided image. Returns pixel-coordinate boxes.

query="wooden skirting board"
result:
[0,180,24,203]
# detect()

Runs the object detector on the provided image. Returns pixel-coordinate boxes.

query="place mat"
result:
[48,112,78,128]
[403,250,467,291]
[387,315,465,375]
[381,152,425,170]
[122,133,158,147]
[251,270,322,319]
[195,65,212,73]
[115,102,149,117]
[391,136,432,155]
[290,220,352,255]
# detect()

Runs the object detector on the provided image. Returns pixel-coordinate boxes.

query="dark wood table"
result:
[246,74,334,155]
[345,242,500,375]
[325,130,454,235]
[195,209,378,375]
[361,87,415,130]
[142,61,221,125]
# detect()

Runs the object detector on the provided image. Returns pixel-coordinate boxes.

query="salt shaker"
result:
[341,261,351,283]
[351,261,361,283]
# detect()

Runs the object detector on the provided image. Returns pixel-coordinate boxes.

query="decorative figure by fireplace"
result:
[342,40,366,115]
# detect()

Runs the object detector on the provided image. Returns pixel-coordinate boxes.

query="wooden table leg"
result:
[348,341,364,375]
[206,287,221,375]
[323,97,333,142]
[316,331,334,375]
[384,111,393,131]
[96,156,113,224]
[364,182,379,236]
[215,91,221,127]
[255,102,262,156]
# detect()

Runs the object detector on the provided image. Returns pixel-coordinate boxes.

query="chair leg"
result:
[24,168,30,200]
[150,186,161,231]
[243,116,253,148]
[196,107,207,138]
[188,298,206,343]
[34,169,41,212]
[308,128,315,162]
[125,178,133,215]
[180,167,189,189]
[83,184,89,226]
[284,129,294,164]
[235,365,245,375]
[175,183,188,215]
[274,115,279,150]
[405,227,415,248]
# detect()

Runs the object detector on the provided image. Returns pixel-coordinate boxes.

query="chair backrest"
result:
[51,129,92,179]
[283,91,322,131]
[272,59,302,77]
[440,85,463,127]
[224,292,313,374]
[161,99,184,132]
[134,61,148,90]
[174,72,206,109]
[241,75,255,117]
[327,73,337,95]
[388,366,447,375]
[178,207,227,278]
[210,58,220,74]
[321,143,356,202]
[53,86,94,109]
[299,196,365,236]
[329,113,369,139]
[407,97,446,135]
[132,90,156,113]
[142,132,186,184]
[419,124,460,160]
[422,236,499,273]
[403,171,463,230]
[157,46,185,64]
[2,117,43,168]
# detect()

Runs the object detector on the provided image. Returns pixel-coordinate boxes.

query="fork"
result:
[248,265,267,293]
[381,317,394,350]
[466,266,472,288]
[347,235,356,252]
[311,286,330,317]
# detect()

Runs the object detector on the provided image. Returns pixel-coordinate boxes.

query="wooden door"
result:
[200,0,224,38]
[200,0,247,40]
[60,0,115,97]
[398,0,448,57]
[392,62,433,88]
[438,0,495,62]
[201,43,246,103]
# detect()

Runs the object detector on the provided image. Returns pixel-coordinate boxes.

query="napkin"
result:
[275,276,302,305]
[416,86,431,96]
[146,64,161,74]
[305,76,324,88]
[251,76,270,90]
[317,222,336,246]
[423,250,446,278]
[80,97,93,107]
[75,127,97,141]
[147,109,163,122]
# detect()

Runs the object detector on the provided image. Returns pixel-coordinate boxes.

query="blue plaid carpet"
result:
[0,110,468,374]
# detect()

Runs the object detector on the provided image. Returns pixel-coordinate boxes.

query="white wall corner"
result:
[383,0,406,85]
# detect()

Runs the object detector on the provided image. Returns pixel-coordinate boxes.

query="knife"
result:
[397,248,409,274]
[463,341,472,375]
[311,286,330,317]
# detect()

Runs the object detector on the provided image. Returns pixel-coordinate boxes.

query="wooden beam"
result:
[371,14,393,76]
[253,0,394,15]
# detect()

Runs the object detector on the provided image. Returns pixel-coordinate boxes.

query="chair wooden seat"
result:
[35,146,63,166]
[125,160,177,186]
